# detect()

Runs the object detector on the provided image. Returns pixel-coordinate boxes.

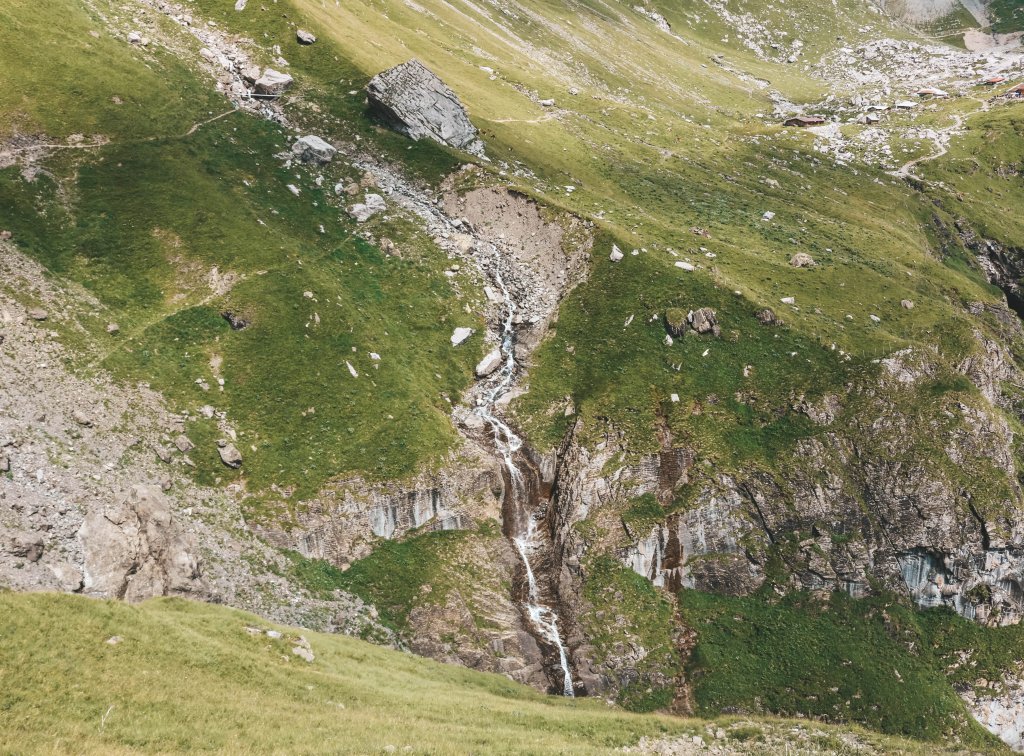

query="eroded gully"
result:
[472,259,575,698]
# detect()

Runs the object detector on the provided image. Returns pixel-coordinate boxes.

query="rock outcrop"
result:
[78,484,204,601]
[367,60,484,156]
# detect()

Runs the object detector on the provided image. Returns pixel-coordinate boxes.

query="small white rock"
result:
[451,327,474,346]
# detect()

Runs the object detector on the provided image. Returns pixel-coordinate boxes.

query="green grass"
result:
[990,0,1024,34]
[0,592,958,754]
[0,0,485,500]
[580,556,681,713]
[335,530,472,631]
[678,589,1007,747]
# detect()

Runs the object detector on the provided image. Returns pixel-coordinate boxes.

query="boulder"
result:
[218,443,243,468]
[241,66,261,85]
[902,299,915,309]
[674,261,695,271]
[609,245,624,262]
[49,563,83,592]
[78,484,203,601]
[253,69,293,96]
[664,308,687,337]
[348,194,386,223]
[5,532,44,562]
[296,29,316,45]
[689,307,720,337]
[475,348,503,377]
[291,135,336,164]
[27,308,48,321]
[790,252,816,268]
[366,60,483,155]
[756,307,779,325]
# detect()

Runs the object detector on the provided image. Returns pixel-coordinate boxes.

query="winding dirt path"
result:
[892,95,991,182]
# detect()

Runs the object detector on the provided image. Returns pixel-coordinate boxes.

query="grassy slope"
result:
[0,0,483,502]
[0,592,946,754]
[277,0,1005,461]
[678,589,1016,747]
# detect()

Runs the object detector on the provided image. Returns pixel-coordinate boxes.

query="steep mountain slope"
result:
[3,0,1024,750]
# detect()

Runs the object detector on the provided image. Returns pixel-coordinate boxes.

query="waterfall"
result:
[474,259,575,697]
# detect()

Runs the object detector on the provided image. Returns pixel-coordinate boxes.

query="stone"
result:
[539,98,555,107]
[106,323,120,334]
[790,252,816,268]
[266,630,282,639]
[610,244,624,262]
[27,308,48,321]
[78,484,203,600]
[221,311,249,330]
[106,635,123,645]
[0,230,12,240]
[241,66,261,85]
[870,314,881,323]
[292,644,315,662]
[5,532,44,562]
[287,184,300,197]
[174,435,194,453]
[0,455,9,473]
[688,307,719,335]
[475,348,502,377]
[901,299,915,309]
[674,261,695,271]
[780,296,795,305]
[762,210,776,221]
[756,307,779,325]
[50,562,83,592]
[296,29,316,45]
[253,69,294,96]
[218,443,243,468]
[291,135,336,164]
[72,409,92,427]
[127,31,142,45]
[349,194,386,223]
[451,327,474,346]
[366,60,483,155]
[234,0,247,9]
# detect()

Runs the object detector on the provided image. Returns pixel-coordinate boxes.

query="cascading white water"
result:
[474,259,575,698]
[514,521,575,697]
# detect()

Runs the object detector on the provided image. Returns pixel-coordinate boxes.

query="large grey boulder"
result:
[254,68,293,96]
[291,135,336,164]
[78,484,203,601]
[366,60,483,155]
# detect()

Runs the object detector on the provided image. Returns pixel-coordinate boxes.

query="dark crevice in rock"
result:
[965,495,992,551]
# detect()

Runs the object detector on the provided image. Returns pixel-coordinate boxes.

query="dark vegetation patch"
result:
[678,589,1003,746]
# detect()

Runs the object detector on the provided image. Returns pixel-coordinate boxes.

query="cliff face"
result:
[550,319,1024,625]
